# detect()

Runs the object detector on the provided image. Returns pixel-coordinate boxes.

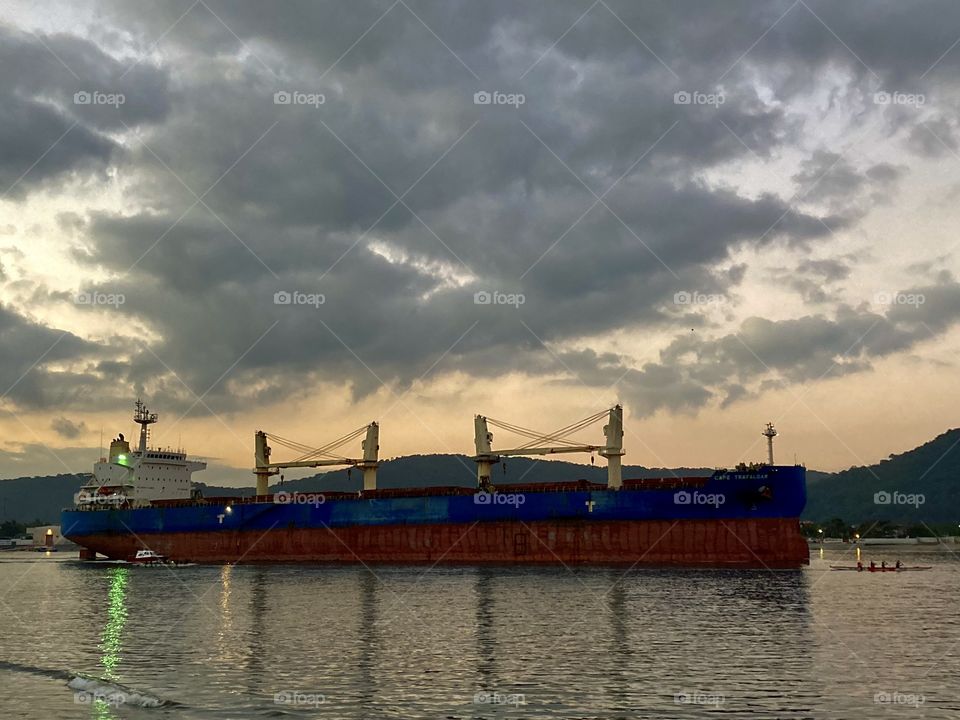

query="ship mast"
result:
[134,399,158,453]
[762,422,778,465]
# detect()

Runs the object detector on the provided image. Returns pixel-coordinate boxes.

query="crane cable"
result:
[265,424,370,464]
[483,407,612,450]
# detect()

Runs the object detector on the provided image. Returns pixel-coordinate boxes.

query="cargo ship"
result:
[62,401,809,567]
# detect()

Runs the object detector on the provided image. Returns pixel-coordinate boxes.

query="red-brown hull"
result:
[78,517,809,568]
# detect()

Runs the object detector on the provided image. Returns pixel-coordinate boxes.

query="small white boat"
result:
[131,549,167,564]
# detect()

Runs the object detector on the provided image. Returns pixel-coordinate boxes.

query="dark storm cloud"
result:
[6,0,960,417]
[906,116,958,157]
[774,256,853,304]
[50,416,87,439]
[791,152,906,212]
[612,277,960,411]
[0,25,170,197]
[0,304,113,408]
[796,259,851,284]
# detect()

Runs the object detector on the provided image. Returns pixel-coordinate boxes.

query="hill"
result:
[803,428,960,523]
[0,474,88,525]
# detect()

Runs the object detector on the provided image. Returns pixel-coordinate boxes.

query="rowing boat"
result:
[829,565,932,572]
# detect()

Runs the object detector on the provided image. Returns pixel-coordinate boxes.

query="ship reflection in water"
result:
[2,555,958,718]
[189,565,818,716]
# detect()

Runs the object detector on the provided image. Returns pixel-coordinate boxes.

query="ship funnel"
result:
[108,436,131,462]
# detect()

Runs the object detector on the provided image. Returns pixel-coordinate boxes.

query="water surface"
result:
[0,547,957,718]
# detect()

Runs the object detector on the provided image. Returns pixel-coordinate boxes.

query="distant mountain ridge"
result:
[1,432,957,524]
[804,428,960,523]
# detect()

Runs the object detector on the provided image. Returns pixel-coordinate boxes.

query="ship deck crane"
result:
[253,422,379,496]
[473,405,624,489]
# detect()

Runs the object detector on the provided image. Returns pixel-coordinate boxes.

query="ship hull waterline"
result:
[65,517,809,568]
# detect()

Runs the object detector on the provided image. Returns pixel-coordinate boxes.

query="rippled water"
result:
[0,547,958,718]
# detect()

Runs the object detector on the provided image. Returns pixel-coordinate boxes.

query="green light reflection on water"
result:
[99,567,129,679]
[90,566,129,719]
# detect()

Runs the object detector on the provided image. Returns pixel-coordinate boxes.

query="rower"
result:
[895,560,903,569]
[856,561,863,572]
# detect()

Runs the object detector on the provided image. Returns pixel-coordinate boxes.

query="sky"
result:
[1,0,960,486]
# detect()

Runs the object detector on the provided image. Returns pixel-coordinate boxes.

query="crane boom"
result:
[253,422,379,496]
[473,406,624,489]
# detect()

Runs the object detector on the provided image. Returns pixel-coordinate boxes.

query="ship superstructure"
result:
[73,400,206,507]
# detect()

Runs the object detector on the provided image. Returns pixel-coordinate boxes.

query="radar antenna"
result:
[134,399,159,453]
